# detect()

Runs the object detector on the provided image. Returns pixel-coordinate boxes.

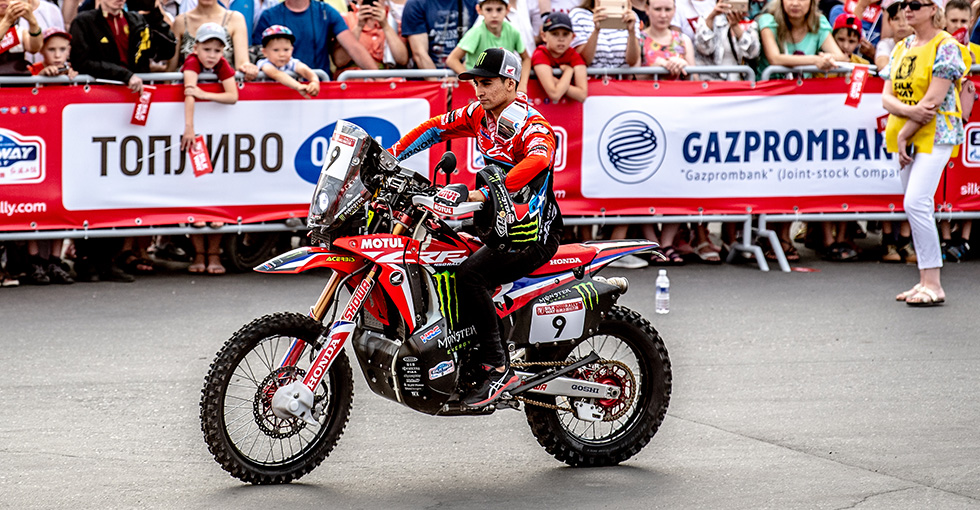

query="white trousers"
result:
[900,144,953,270]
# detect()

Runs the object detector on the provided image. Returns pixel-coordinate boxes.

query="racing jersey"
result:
[389,94,562,244]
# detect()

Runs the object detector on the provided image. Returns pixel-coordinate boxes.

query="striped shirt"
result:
[569,7,641,69]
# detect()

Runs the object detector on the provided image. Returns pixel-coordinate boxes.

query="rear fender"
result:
[584,240,660,275]
[254,246,365,274]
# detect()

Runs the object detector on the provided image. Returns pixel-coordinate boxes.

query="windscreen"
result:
[307,121,373,231]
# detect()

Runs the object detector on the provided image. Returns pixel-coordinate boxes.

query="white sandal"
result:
[895,284,923,302]
[906,287,945,307]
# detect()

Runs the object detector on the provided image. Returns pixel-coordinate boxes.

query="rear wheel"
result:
[200,312,353,484]
[221,232,281,272]
[525,305,671,466]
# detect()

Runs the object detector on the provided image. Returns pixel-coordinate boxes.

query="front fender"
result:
[254,246,365,274]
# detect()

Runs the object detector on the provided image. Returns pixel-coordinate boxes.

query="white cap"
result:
[195,23,228,46]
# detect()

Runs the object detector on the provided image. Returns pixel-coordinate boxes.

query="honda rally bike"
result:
[200,120,672,484]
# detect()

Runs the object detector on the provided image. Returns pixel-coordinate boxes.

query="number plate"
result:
[529,298,586,344]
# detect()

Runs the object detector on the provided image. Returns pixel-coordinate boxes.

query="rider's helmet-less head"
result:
[458,47,522,84]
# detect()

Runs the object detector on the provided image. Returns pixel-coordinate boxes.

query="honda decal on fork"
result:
[301,267,378,393]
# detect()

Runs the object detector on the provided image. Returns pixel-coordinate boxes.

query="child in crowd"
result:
[28,28,77,78]
[531,12,587,102]
[446,0,531,92]
[181,22,239,275]
[642,0,695,79]
[944,0,978,50]
[874,0,913,68]
[257,25,321,97]
[832,13,870,64]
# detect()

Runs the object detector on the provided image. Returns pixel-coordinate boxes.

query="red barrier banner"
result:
[449,77,958,216]
[948,114,980,212]
[0,81,446,231]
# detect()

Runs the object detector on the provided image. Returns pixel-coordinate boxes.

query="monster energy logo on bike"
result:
[573,282,598,309]
[432,271,459,330]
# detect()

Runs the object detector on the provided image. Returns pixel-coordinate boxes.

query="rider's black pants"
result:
[455,232,560,368]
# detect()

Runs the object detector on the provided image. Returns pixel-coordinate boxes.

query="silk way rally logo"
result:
[597,111,665,184]
[0,129,45,185]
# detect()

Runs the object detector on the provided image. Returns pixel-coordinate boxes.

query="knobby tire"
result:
[200,312,354,484]
[525,305,672,466]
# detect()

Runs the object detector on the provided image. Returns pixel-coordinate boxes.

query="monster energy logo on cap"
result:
[458,48,522,82]
[432,271,459,330]
[573,282,598,309]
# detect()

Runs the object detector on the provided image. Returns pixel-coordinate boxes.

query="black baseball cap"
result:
[458,48,522,81]
[542,12,574,32]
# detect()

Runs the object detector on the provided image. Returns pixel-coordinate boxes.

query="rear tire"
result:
[200,312,353,484]
[221,232,281,272]
[525,305,671,466]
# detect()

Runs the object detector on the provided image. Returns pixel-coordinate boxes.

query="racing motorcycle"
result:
[200,120,672,484]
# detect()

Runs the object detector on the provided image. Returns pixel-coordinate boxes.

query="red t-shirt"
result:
[531,45,586,69]
[105,13,130,66]
[181,53,236,81]
[28,62,45,76]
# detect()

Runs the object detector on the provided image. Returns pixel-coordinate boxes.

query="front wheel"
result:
[200,312,353,484]
[524,305,671,466]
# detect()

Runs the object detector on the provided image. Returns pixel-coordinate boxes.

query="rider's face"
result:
[474,77,515,115]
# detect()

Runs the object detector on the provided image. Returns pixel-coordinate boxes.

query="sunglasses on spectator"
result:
[886,1,932,17]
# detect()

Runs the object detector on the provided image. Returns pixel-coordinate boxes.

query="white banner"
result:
[581,94,901,199]
[61,98,430,211]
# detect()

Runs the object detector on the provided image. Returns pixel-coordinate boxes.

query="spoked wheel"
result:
[525,305,671,466]
[201,312,353,484]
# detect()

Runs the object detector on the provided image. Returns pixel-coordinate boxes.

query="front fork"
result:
[271,222,408,425]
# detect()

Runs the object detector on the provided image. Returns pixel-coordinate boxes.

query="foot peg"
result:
[494,397,520,411]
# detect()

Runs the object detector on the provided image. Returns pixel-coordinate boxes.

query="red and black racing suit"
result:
[389,94,562,368]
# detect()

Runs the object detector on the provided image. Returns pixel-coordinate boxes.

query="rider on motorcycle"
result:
[389,47,563,407]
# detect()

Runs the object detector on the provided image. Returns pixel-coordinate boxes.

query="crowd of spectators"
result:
[1,0,979,284]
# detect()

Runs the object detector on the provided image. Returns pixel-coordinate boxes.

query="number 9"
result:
[552,315,566,338]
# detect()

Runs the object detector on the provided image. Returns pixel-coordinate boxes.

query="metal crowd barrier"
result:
[0,69,331,87]
[759,64,879,81]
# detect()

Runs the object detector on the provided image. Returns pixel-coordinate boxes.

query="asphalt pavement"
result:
[1,243,979,510]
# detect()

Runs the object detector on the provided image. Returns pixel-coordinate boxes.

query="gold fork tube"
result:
[310,271,342,322]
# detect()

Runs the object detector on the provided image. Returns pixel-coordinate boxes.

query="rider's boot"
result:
[461,363,520,407]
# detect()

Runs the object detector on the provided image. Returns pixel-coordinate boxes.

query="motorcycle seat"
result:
[528,244,598,276]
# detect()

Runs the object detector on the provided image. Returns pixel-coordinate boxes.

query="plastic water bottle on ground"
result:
[655,269,670,315]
